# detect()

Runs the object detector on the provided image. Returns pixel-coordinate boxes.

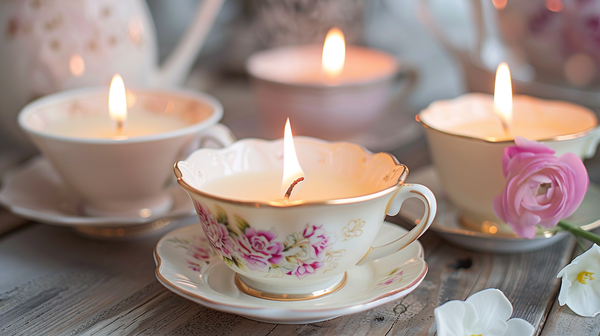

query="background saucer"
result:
[400,166,600,253]
[0,157,196,231]
[154,222,427,324]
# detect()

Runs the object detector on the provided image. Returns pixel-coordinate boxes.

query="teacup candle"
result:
[246,27,417,140]
[19,75,234,218]
[175,121,437,300]
[418,63,600,235]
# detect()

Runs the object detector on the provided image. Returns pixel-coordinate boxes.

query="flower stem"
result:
[576,238,586,252]
[557,221,600,245]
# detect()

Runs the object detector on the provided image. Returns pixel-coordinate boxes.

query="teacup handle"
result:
[197,123,236,149]
[387,64,419,108]
[178,123,235,161]
[356,183,436,266]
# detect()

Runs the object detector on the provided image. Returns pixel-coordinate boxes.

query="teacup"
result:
[175,137,436,300]
[246,45,417,140]
[19,87,234,217]
[418,95,600,235]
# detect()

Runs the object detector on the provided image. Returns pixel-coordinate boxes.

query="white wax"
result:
[420,93,597,141]
[201,170,373,202]
[44,111,191,139]
[246,45,397,86]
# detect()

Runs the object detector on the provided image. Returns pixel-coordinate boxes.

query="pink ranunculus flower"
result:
[236,227,284,271]
[302,224,331,260]
[493,137,589,239]
[194,201,235,258]
[286,261,324,279]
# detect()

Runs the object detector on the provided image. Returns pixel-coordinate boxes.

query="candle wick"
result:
[284,177,305,201]
[500,119,510,135]
[116,120,123,135]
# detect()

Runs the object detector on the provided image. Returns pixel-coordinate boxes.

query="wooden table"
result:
[1,76,600,335]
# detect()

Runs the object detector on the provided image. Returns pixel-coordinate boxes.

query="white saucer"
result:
[154,222,427,324]
[400,166,600,253]
[0,157,196,237]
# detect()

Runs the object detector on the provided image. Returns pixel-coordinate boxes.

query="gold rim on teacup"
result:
[416,114,599,144]
[174,139,409,208]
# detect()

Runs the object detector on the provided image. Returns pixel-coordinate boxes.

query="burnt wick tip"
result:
[284,177,305,201]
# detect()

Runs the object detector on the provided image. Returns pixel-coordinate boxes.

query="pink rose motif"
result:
[236,228,284,271]
[493,137,589,239]
[286,261,324,279]
[187,237,212,261]
[194,201,234,258]
[303,224,331,260]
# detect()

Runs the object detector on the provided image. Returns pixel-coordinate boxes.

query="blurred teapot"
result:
[0,0,223,146]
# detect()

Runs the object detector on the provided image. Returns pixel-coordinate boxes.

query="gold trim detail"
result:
[356,247,374,265]
[234,273,347,301]
[416,114,599,144]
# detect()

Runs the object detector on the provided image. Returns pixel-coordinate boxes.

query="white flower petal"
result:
[504,318,534,336]
[483,319,508,336]
[434,301,467,336]
[558,277,572,306]
[465,288,513,332]
[557,244,600,317]
[462,302,480,335]
[565,278,600,317]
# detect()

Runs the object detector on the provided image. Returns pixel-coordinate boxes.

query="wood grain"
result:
[539,228,600,336]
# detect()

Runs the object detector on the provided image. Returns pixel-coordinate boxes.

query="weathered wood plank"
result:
[540,228,600,336]
[0,208,29,237]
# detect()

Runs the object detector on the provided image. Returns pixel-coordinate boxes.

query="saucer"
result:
[0,157,196,238]
[154,222,427,324]
[400,166,600,253]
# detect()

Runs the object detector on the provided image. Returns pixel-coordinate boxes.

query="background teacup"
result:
[419,96,600,235]
[0,0,224,147]
[246,45,417,140]
[175,137,436,300]
[19,87,234,217]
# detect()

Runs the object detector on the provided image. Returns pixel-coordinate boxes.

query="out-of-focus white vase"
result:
[0,0,223,147]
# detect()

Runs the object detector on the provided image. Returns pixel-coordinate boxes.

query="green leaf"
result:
[235,215,251,233]
[215,205,228,225]
[233,257,246,271]
[223,257,234,267]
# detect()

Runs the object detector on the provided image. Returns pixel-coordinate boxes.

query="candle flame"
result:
[322,27,345,81]
[109,74,127,131]
[494,62,512,132]
[281,118,305,199]
[492,0,507,10]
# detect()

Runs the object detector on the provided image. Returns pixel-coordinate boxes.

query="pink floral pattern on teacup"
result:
[192,201,361,280]
[236,227,284,272]
[194,201,235,259]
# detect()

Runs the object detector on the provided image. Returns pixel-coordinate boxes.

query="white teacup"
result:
[419,95,600,234]
[175,137,436,300]
[19,87,234,217]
